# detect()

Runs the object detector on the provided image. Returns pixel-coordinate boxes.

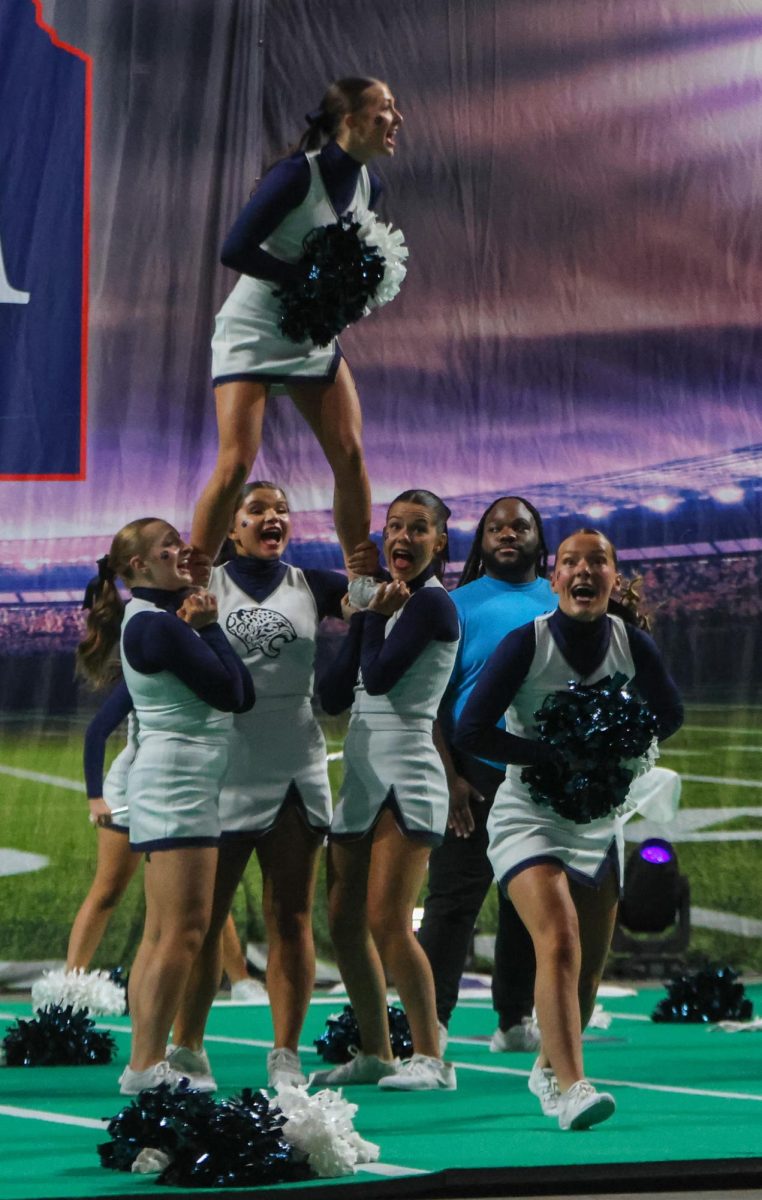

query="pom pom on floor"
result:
[314,1003,413,1063]
[274,1083,380,1177]
[99,1082,377,1185]
[2,1004,116,1066]
[31,967,127,1017]
[652,965,753,1024]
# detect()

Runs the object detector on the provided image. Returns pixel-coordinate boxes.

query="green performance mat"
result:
[2,984,762,1199]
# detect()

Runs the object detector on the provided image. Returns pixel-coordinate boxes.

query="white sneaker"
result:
[166,1044,217,1091]
[557,1079,616,1131]
[527,1058,561,1117]
[378,1054,456,1091]
[310,1051,398,1087]
[118,1059,191,1096]
[230,977,268,1003]
[491,1016,541,1053]
[437,1021,448,1056]
[267,1047,307,1088]
[346,576,381,610]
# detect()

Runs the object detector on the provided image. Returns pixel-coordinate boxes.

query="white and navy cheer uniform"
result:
[120,588,254,851]
[457,609,683,890]
[319,565,460,845]
[212,141,378,392]
[212,555,345,839]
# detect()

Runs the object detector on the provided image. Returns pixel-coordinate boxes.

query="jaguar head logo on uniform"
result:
[226,608,297,658]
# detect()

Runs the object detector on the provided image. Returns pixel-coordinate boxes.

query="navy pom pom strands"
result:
[275,212,408,346]
[521,673,659,823]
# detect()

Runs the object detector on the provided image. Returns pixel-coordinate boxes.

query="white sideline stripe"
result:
[0,1104,105,1129]
[362,1162,428,1177]
[451,1061,762,1102]
[680,773,762,789]
[686,725,762,735]
[0,763,84,792]
[691,906,762,937]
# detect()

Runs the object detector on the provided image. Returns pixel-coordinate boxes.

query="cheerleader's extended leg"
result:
[255,805,324,1053]
[191,381,268,558]
[66,828,141,969]
[326,830,394,1062]
[127,845,217,1072]
[287,359,371,566]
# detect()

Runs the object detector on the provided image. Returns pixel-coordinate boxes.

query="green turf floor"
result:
[2,984,762,1198]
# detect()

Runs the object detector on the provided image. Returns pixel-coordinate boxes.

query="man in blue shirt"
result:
[418,497,556,1051]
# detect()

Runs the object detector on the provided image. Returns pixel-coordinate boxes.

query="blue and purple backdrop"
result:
[2,0,762,699]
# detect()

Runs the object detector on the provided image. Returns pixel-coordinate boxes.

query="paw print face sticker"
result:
[226,608,297,658]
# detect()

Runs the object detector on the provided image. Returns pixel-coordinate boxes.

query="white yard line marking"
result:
[0,1104,105,1129]
[0,763,84,791]
[680,773,762,789]
[451,1061,762,1102]
[682,725,762,736]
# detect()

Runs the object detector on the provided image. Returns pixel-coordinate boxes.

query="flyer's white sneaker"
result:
[347,576,381,610]
[310,1051,398,1087]
[557,1079,615,1131]
[118,1060,190,1096]
[378,1054,456,1091]
[267,1047,307,1088]
[166,1044,217,1091]
[527,1058,560,1117]
[491,1016,541,1053]
[230,978,268,1003]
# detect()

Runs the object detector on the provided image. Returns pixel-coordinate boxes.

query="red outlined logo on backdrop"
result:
[0,0,91,480]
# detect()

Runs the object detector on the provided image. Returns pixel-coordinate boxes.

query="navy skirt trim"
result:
[499,839,621,895]
[131,835,220,853]
[220,782,329,844]
[213,345,343,390]
[329,788,444,849]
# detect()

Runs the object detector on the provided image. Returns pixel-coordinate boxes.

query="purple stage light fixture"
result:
[639,838,674,866]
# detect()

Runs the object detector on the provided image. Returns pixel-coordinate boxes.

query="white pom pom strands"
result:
[354,208,409,310]
[274,1083,380,1178]
[31,968,126,1017]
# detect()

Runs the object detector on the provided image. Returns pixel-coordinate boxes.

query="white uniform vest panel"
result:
[120,598,230,848]
[351,576,459,727]
[488,613,635,888]
[331,577,459,842]
[212,564,319,708]
[211,564,332,834]
[217,155,371,321]
[120,598,232,737]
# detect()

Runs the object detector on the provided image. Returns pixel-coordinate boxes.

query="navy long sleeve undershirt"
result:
[220,141,382,286]
[456,609,684,766]
[318,567,459,715]
[123,588,255,714]
[83,679,132,798]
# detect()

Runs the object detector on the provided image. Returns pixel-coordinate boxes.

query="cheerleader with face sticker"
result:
[172,482,378,1088]
[192,77,404,581]
[77,519,254,1094]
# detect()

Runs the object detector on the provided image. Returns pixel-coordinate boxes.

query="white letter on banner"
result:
[0,235,30,303]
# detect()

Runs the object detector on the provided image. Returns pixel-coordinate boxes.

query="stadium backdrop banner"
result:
[2,0,762,969]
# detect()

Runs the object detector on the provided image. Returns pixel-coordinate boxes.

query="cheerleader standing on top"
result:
[76,518,254,1094]
[192,77,403,572]
[315,490,459,1092]
[457,529,683,1130]
[171,481,378,1089]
